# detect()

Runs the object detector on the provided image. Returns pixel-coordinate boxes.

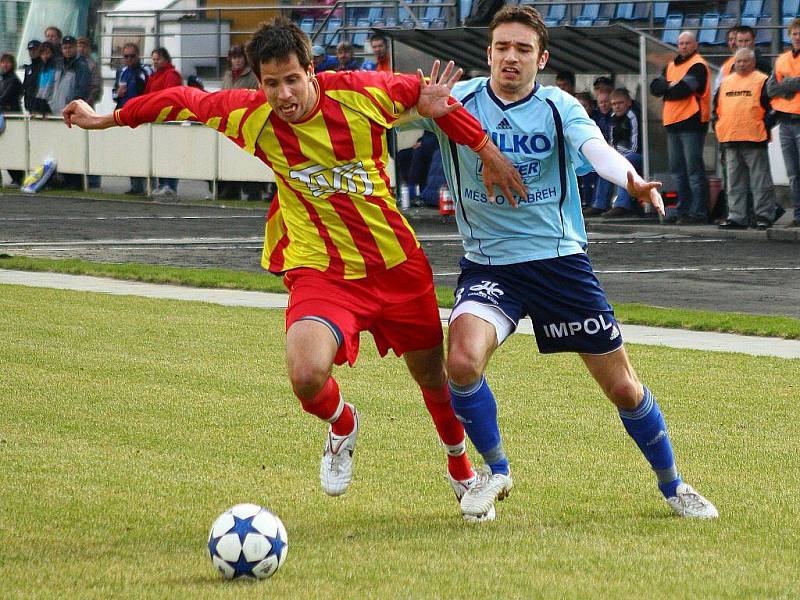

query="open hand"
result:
[626,171,664,216]
[416,60,463,119]
[62,99,114,130]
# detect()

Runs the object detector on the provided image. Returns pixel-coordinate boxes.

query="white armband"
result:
[581,138,638,189]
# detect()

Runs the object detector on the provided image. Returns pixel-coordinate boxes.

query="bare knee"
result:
[447,347,485,387]
[288,362,330,401]
[606,378,643,411]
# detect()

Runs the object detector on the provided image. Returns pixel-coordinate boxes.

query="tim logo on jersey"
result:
[289,161,374,197]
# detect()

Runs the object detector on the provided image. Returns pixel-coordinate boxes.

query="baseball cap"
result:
[312,45,325,57]
[27,39,41,49]
[62,35,77,45]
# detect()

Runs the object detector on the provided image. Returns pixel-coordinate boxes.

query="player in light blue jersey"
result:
[418,5,718,522]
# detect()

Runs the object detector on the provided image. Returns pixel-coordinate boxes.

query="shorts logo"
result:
[469,281,504,299]
[542,314,615,339]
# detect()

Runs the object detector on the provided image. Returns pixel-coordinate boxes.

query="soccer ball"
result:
[207,503,288,580]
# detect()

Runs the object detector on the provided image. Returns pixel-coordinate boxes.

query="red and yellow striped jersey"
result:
[116,70,488,279]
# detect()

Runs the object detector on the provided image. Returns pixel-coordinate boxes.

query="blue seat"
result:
[662,12,682,44]
[755,15,773,44]
[367,6,385,22]
[547,2,567,23]
[784,15,793,43]
[322,18,342,47]
[299,17,315,36]
[654,2,669,21]
[422,0,445,22]
[783,0,800,16]
[683,13,701,32]
[723,0,739,15]
[716,14,739,43]
[698,12,720,44]
[574,16,595,26]
[616,3,636,19]
[351,18,371,47]
[460,0,473,22]
[742,0,764,17]
[740,15,758,26]
[580,3,600,19]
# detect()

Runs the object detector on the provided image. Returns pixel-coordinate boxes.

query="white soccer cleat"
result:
[319,405,359,497]
[448,471,476,502]
[665,483,719,519]
[460,466,512,522]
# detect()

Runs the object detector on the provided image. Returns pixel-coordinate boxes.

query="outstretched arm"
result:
[63,99,117,129]
[416,61,527,206]
[582,138,664,216]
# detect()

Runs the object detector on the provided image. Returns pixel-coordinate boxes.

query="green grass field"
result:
[1,284,798,599]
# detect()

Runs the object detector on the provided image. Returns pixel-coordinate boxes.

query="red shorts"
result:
[283,249,443,366]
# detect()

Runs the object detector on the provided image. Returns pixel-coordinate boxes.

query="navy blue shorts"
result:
[453,253,623,354]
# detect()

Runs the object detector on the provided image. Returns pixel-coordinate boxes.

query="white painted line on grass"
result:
[2,269,799,359]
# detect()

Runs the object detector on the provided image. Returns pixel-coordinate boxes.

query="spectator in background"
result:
[1,52,24,186]
[650,31,711,225]
[602,88,643,218]
[44,26,62,58]
[50,36,90,190]
[50,36,89,114]
[334,41,359,71]
[222,44,259,90]
[575,91,597,207]
[0,53,22,112]
[583,90,613,216]
[22,40,42,113]
[31,41,58,115]
[715,48,777,230]
[396,131,439,205]
[767,17,800,228]
[312,45,337,73]
[113,43,148,195]
[361,33,391,72]
[593,75,614,96]
[219,45,261,201]
[77,37,102,106]
[714,26,741,95]
[145,47,183,197]
[555,70,575,95]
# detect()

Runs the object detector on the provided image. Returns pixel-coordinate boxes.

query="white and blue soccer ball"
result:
[207,503,288,580]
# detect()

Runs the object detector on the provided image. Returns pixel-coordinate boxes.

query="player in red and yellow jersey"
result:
[63,18,526,516]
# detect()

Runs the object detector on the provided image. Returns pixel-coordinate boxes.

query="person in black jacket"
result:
[22,40,42,113]
[1,52,24,185]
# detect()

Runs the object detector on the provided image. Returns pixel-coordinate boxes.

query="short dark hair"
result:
[737,25,755,39]
[1,52,16,70]
[39,41,56,54]
[123,42,139,55]
[228,44,245,57]
[153,47,171,62]
[556,70,576,86]
[246,18,312,81]
[610,87,631,101]
[788,17,800,33]
[488,5,548,57]
[726,25,741,37]
[44,26,62,39]
[593,75,614,89]
[369,32,388,44]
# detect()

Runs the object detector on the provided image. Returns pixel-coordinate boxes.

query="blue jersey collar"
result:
[486,81,540,111]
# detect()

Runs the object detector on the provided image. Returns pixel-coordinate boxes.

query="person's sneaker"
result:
[319,405,359,497]
[756,219,772,230]
[718,219,747,229]
[152,186,176,198]
[602,206,633,219]
[665,483,719,519]
[582,206,605,217]
[460,466,512,522]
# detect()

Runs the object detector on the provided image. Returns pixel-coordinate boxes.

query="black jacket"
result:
[22,57,41,112]
[0,70,23,112]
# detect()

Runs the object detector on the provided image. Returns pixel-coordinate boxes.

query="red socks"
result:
[422,386,474,481]
[297,377,355,436]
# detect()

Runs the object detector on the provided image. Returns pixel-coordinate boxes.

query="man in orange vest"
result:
[767,17,800,228]
[650,31,711,224]
[714,48,777,230]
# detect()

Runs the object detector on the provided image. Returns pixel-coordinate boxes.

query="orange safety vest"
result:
[715,70,769,143]
[663,53,712,126]
[770,50,800,115]
[720,55,736,78]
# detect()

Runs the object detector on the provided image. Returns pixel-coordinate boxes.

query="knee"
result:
[606,378,643,411]
[447,348,484,387]
[288,363,330,401]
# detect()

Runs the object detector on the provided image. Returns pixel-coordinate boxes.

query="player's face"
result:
[488,22,549,101]
[260,53,317,123]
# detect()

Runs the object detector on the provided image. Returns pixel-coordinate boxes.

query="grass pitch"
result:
[1,284,798,599]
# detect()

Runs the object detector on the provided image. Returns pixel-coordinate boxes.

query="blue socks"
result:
[448,376,509,475]
[618,386,682,498]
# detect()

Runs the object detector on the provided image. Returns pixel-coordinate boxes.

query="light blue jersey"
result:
[421,78,604,264]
